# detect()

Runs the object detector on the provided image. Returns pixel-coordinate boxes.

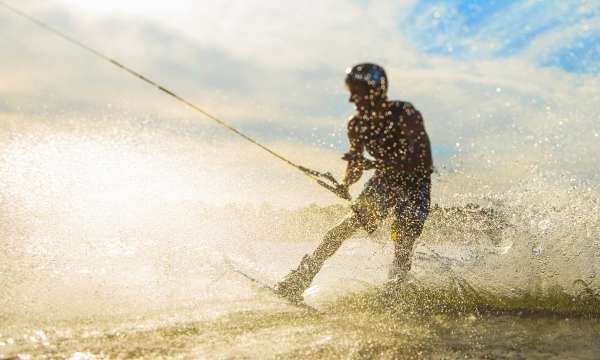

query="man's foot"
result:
[274,254,320,303]
[273,272,305,303]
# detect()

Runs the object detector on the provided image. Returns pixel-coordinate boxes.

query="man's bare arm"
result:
[401,108,433,175]
[342,160,363,186]
[332,160,361,201]
[340,116,367,196]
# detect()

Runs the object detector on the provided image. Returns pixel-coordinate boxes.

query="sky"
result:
[1,0,599,206]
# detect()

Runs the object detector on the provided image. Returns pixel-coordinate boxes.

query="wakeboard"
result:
[224,257,318,312]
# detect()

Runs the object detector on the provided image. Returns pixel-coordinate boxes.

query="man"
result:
[274,63,433,303]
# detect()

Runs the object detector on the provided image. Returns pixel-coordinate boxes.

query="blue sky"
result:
[407,0,598,165]
[405,0,599,74]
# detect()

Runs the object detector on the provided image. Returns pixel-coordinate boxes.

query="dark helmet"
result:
[345,63,388,98]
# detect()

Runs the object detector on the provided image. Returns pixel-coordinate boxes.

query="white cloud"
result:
[48,0,419,69]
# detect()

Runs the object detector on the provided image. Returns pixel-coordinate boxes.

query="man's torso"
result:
[346,100,433,184]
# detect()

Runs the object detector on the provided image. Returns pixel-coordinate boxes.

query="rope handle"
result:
[298,166,352,201]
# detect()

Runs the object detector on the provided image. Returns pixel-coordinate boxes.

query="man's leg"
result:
[312,213,362,265]
[389,181,431,281]
[389,221,420,280]
[274,213,362,301]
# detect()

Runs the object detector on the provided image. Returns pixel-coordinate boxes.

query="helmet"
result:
[345,63,387,98]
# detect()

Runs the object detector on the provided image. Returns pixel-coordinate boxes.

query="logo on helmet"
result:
[369,70,381,82]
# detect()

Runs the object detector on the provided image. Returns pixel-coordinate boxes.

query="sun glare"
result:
[2,136,209,226]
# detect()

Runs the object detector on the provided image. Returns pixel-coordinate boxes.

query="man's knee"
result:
[391,232,416,253]
[391,218,423,251]
[329,213,362,237]
[315,214,361,260]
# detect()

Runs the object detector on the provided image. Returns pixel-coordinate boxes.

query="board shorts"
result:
[351,175,431,236]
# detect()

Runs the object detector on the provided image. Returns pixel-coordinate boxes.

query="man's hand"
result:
[335,184,352,201]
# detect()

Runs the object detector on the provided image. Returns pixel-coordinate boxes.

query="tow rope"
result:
[0,1,351,201]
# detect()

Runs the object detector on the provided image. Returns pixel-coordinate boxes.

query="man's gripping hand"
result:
[335,184,352,201]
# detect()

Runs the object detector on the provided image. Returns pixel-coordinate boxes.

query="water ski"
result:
[224,257,317,312]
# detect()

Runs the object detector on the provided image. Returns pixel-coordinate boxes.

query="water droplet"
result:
[538,219,551,231]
